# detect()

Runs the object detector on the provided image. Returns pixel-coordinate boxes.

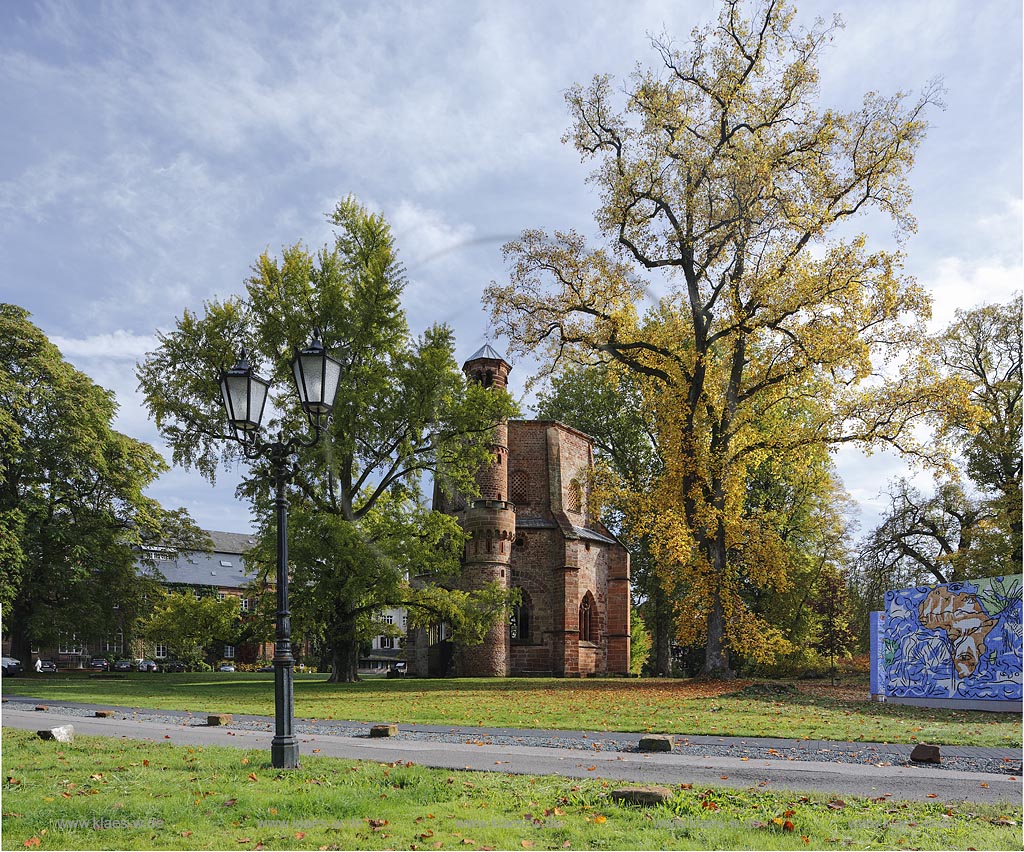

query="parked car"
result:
[218,663,235,672]
[160,659,187,673]
[112,659,133,672]
[137,659,158,672]
[89,657,110,671]
[38,659,58,673]
[257,664,274,672]
[2,656,22,675]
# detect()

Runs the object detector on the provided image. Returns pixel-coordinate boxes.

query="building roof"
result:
[141,529,260,590]
[466,342,505,362]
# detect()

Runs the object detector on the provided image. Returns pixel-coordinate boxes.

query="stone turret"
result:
[458,344,515,677]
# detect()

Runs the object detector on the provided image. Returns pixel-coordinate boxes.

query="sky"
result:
[1,0,1020,538]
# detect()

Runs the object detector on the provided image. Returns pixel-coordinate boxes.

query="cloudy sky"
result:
[1,0,1020,537]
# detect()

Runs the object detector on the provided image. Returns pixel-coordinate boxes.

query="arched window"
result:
[579,591,597,643]
[510,590,532,643]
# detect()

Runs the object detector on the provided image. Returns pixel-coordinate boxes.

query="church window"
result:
[510,590,532,642]
[579,591,597,643]
[514,534,528,551]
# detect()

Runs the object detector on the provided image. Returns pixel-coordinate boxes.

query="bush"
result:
[193,661,212,672]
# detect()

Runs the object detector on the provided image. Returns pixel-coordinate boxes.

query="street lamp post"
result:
[219,332,342,769]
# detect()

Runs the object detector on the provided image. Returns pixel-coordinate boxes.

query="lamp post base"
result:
[271,737,300,769]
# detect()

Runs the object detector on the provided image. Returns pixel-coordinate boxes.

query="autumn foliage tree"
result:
[486,0,968,676]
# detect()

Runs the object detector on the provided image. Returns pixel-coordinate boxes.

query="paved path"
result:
[3,703,1020,805]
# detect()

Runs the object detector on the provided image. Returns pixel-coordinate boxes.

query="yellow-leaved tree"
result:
[486,0,973,677]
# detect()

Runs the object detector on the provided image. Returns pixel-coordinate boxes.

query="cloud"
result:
[51,330,158,360]
[923,256,1022,330]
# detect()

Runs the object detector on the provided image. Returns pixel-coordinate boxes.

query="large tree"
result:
[138,198,517,681]
[486,0,967,676]
[0,304,202,663]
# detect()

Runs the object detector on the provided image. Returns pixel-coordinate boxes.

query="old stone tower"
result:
[409,344,631,677]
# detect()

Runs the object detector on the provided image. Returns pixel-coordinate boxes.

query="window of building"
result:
[379,636,395,650]
[223,645,235,659]
[217,592,225,601]
[383,614,394,624]
[154,642,168,659]
[104,632,124,654]
[579,592,597,643]
[510,470,530,505]
[510,590,532,643]
[58,635,84,655]
[240,596,250,613]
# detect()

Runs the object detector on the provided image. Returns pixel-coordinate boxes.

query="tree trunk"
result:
[326,620,360,683]
[703,592,734,679]
[653,583,673,677]
[9,597,35,667]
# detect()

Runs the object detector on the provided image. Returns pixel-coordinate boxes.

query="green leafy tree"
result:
[486,1,968,677]
[856,295,1021,606]
[140,591,240,666]
[0,304,205,663]
[138,198,518,681]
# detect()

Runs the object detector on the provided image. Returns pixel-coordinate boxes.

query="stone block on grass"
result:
[609,786,674,806]
[638,734,674,752]
[370,724,399,737]
[37,725,74,743]
[207,714,233,726]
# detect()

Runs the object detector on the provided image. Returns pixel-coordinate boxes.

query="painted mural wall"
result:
[872,575,1022,703]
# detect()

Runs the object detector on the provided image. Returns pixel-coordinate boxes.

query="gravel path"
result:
[5,696,1019,777]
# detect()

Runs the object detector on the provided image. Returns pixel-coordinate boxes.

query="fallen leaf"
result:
[142,760,149,767]
[783,820,795,832]
[586,766,596,771]
[980,783,990,788]
[247,773,258,782]
[593,815,607,824]
[927,793,938,798]
[521,842,534,848]
[23,840,41,849]
[295,832,305,840]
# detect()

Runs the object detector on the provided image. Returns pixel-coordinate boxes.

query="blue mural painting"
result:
[874,575,1022,703]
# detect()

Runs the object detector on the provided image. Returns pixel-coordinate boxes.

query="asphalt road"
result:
[4,708,1019,805]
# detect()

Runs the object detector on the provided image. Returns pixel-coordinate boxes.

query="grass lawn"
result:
[2,729,1021,851]
[3,674,1020,747]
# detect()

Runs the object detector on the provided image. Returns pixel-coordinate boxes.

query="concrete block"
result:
[909,744,941,763]
[37,725,74,743]
[370,724,398,737]
[609,786,674,806]
[207,714,233,726]
[638,734,674,752]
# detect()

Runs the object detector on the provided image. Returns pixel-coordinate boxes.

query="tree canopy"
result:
[138,198,517,680]
[0,304,203,663]
[486,0,968,676]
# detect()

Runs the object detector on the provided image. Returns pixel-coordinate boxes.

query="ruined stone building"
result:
[407,345,631,677]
